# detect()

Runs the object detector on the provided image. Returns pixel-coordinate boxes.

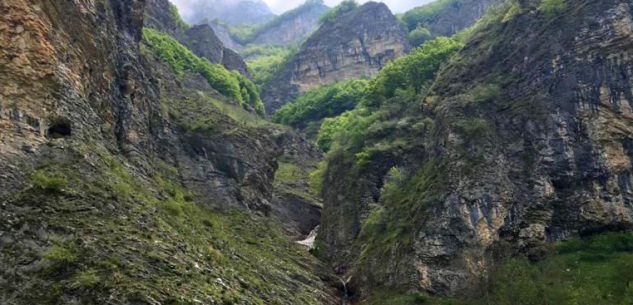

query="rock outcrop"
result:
[183,24,250,76]
[318,0,633,299]
[261,2,410,113]
[404,0,504,38]
[144,0,250,76]
[0,0,336,303]
[251,0,330,47]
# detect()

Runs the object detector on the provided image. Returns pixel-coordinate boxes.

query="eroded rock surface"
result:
[318,0,633,298]
[262,2,410,113]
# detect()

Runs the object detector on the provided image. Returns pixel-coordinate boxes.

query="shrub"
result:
[69,269,101,289]
[273,80,369,129]
[32,172,68,194]
[169,3,189,30]
[538,0,566,19]
[43,243,77,272]
[246,46,295,87]
[364,36,463,108]
[142,28,262,114]
[408,25,432,47]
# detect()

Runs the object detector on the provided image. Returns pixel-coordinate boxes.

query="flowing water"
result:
[297,225,319,249]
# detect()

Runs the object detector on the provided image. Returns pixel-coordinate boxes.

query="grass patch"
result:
[32,171,68,194]
[538,0,566,19]
[142,28,264,115]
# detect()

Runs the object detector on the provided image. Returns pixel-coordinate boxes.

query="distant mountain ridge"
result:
[261,1,410,113]
[183,0,276,26]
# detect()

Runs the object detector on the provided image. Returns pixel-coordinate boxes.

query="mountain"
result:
[316,0,633,301]
[145,0,250,76]
[250,0,330,46]
[0,0,336,303]
[3,0,633,304]
[261,2,410,113]
[402,0,504,38]
[185,0,276,26]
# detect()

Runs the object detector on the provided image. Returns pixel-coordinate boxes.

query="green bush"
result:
[319,0,358,24]
[246,46,295,87]
[364,36,463,108]
[169,3,189,30]
[32,172,68,193]
[142,28,263,114]
[272,79,369,129]
[538,0,566,19]
[408,25,432,47]
[69,269,101,289]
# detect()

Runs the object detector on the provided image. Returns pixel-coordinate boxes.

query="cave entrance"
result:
[47,117,72,139]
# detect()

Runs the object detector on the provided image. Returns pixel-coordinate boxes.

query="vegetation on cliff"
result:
[311,37,462,153]
[319,0,358,24]
[10,144,332,304]
[361,232,633,305]
[142,28,265,115]
[272,79,369,130]
[402,0,462,32]
[227,0,329,45]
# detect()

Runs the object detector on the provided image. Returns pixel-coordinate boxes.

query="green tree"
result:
[408,25,432,47]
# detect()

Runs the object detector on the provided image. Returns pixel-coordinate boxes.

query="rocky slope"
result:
[145,0,250,76]
[211,22,246,52]
[261,2,410,113]
[0,0,335,303]
[403,0,504,38]
[250,0,330,46]
[318,0,633,300]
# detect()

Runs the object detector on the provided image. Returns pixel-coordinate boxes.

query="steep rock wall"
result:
[261,2,410,113]
[318,0,633,299]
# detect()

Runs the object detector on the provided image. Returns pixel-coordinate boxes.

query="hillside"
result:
[0,0,334,303]
[315,0,633,302]
[261,1,410,113]
[145,0,251,77]
[403,0,504,46]
[2,0,633,304]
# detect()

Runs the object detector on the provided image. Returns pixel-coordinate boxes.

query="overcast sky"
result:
[171,0,434,17]
[265,0,434,14]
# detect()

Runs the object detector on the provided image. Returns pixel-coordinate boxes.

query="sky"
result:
[265,0,433,14]
[171,0,434,18]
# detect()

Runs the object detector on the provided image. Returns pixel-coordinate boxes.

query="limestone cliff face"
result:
[421,0,504,38]
[251,2,329,46]
[262,2,410,113]
[318,0,633,299]
[144,0,250,76]
[0,0,335,303]
[183,24,250,76]
[211,22,245,52]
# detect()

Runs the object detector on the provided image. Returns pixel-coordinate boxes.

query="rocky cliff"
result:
[145,0,250,76]
[0,0,335,303]
[403,0,504,38]
[251,0,330,46]
[261,2,410,113]
[318,0,633,300]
